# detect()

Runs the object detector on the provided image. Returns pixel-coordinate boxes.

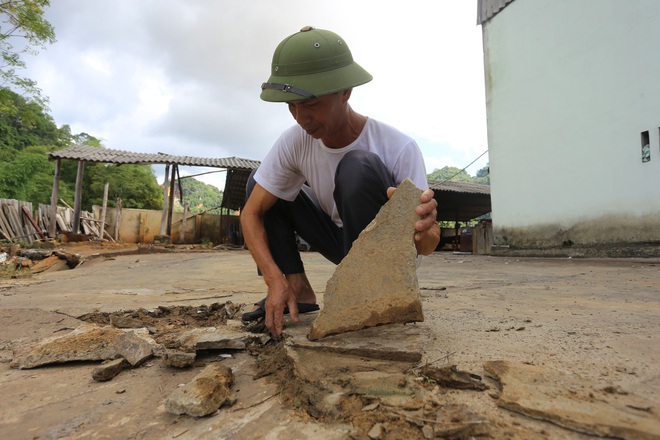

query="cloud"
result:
[25,0,488,189]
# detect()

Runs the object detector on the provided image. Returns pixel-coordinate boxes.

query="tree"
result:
[177,177,223,213]
[0,0,55,108]
[427,166,474,183]
[427,165,490,186]
[86,164,163,211]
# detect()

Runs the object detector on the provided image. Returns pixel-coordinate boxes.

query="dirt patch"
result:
[77,302,244,347]
[251,338,496,439]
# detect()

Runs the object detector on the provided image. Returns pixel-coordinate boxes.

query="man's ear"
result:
[341,88,353,101]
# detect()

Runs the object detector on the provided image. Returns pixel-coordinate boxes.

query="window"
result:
[641,131,650,163]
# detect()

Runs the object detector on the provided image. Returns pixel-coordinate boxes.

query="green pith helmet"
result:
[260,26,373,102]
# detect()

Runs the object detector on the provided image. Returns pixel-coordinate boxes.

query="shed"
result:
[47,144,259,239]
[47,144,491,245]
[429,180,491,222]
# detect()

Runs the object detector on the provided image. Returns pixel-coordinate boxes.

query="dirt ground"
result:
[0,242,658,439]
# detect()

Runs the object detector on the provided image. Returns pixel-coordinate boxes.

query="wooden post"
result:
[220,207,226,244]
[166,165,176,236]
[114,198,122,241]
[48,159,61,238]
[139,212,146,243]
[180,203,188,243]
[160,164,170,236]
[99,182,109,240]
[72,161,85,233]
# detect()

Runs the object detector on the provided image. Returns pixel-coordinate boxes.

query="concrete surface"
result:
[0,245,658,439]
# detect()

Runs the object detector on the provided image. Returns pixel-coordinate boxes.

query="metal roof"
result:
[477,0,516,25]
[429,180,491,221]
[429,180,490,195]
[48,144,491,220]
[48,144,260,170]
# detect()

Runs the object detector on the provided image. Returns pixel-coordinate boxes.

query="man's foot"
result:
[241,298,320,322]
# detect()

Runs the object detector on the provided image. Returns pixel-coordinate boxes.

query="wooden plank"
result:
[0,203,15,242]
[21,206,47,240]
[4,204,32,244]
[18,201,40,241]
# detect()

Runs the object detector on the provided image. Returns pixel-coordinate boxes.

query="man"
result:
[241,26,440,339]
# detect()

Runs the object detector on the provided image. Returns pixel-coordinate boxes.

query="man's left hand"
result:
[387,187,440,255]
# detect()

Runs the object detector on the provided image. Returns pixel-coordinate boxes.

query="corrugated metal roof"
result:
[477,0,516,25]
[48,144,260,170]
[430,180,491,221]
[429,180,491,195]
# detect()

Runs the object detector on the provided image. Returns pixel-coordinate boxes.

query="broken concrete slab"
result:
[287,314,427,363]
[177,327,254,351]
[308,178,424,340]
[165,363,234,417]
[11,324,125,369]
[281,315,430,414]
[10,324,160,369]
[416,364,488,391]
[430,404,490,438]
[163,350,196,368]
[29,255,68,274]
[112,330,155,366]
[484,360,660,439]
[92,358,127,382]
[110,314,146,329]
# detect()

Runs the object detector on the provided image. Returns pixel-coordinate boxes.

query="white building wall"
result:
[483,0,660,256]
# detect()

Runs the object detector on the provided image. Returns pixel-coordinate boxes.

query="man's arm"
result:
[387,187,440,256]
[240,183,300,338]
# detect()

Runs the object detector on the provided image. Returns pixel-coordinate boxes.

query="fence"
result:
[0,198,239,246]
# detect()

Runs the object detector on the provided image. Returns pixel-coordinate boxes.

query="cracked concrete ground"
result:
[0,244,659,439]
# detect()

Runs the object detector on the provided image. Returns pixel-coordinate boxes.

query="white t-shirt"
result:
[254,118,428,227]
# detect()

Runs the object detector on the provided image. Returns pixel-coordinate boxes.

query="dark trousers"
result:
[246,150,395,274]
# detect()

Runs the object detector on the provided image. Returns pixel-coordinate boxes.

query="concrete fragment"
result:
[163,350,196,368]
[367,423,383,439]
[92,358,127,382]
[177,327,252,351]
[484,360,660,439]
[309,178,424,340]
[432,404,490,438]
[29,255,68,274]
[417,364,488,390]
[421,425,434,439]
[11,324,124,369]
[112,330,154,366]
[110,315,145,329]
[10,324,160,369]
[165,363,234,417]
[288,319,426,363]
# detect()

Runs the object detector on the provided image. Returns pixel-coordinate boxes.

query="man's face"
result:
[287,92,345,140]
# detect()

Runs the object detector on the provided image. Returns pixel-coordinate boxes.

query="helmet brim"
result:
[260,61,373,102]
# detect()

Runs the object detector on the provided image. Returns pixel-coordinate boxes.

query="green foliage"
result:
[86,163,163,211]
[0,88,63,151]
[177,177,223,213]
[0,0,55,107]
[427,164,490,185]
[0,88,163,212]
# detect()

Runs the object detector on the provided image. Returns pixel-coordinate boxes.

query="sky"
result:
[24,0,488,190]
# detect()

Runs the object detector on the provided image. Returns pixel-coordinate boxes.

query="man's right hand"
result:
[263,276,300,339]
